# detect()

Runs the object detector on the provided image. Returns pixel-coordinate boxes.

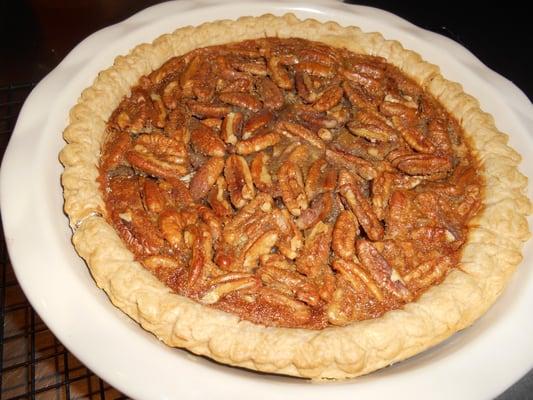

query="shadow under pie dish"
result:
[59,13,531,379]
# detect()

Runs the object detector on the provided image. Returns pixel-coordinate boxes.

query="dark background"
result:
[1,0,532,100]
[0,1,531,398]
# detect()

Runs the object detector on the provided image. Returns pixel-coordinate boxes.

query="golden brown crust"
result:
[60,13,531,379]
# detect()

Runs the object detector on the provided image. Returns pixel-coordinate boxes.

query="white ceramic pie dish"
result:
[1,1,532,399]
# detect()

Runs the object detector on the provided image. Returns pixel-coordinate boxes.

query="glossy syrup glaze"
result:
[99,38,483,329]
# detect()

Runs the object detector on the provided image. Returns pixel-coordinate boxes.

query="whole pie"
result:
[60,14,531,379]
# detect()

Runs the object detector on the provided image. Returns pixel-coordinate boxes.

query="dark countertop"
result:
[1,1,531,398]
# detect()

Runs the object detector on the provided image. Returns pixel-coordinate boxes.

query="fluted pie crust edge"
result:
[59,13,531,379]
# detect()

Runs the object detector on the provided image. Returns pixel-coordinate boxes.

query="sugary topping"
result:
[99,38,482,329]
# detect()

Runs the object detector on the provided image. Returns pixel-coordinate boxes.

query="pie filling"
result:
[99,38,483,329]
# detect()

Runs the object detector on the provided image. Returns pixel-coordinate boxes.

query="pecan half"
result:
[332,210,359,259]
[297,222,336,303]
[222,192,274,245]
[164,106,191,143]
[372,172,421,220]
[295,62,335,78]
[356,240,412,301]
[233,59,268,76]
[326,287,352,326]
[305,158,337,201]
[332,131,395,162]
[258,288,312,325]
[180,54,201,92]
[217,77,253,94]
[142,179,167,213]
[114,208,164,256]
[216,195,275,272]
[219,92,262,112]
[207,176,233,217]
[352,59,385,79]
[100,131,131,174]
[356,109,396,134]
[278,121,325,150]
[260,253,294,270]
[161,80,182,109]
[196,204,223,244]
[298,47,338,65]
[126,134,189,179]
[190,123,226,157]
[201,118,223,130]
[380,100,417,122]
[243,229,279,269]
[325,149,377,180]
[215,55,248,81]
[163,177,193,206]
[158,208,197,248]
[295,71,317,103]
[250,152,275,194]
[427,118,453,155]
[342,80,378,109]
[220,111,243,145]
[456,185,482,220]
[113,89,155,133]
[235,131,281,155]
[258,77,284,111]
[188,101,232,118]
[332,258,383,301]
[278,160,308,216]
[224,155,255,208]
[267,56,294,89]
[257,265,320,307]
[296,222,332,278]
[371,171,395,221]
[339,177,384,241]
[347,122,392,142]
[393,119,435,154]
[187,224,214,287]
[403,255,454,292]
[313,86,343,112]
[296,192,334,230]
[340,68,383,96]
[180,55,215,101]
[201,275,259,304]
[189,156,225,201]
[149,94,166,128]
[293,104,338,129]
[391,153,453,175]
[242,111,273,139]
[273,208,304,259]
[285,143,314,166]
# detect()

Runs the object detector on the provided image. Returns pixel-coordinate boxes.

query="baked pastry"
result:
[97,37,483,330]
[60,14,531,379]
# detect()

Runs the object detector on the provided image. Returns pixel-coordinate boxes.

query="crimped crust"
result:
[60,14,531,379]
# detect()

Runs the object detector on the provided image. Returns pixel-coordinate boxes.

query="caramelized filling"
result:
[99,38,483,329]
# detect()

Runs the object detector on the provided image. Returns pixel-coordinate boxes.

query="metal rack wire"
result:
[0,84,128,400]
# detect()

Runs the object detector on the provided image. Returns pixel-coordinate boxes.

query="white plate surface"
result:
[1,1,532,399]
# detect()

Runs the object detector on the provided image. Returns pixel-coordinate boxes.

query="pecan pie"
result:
[60,14,531,379]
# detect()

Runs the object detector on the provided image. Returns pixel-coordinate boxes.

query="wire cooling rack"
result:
[0,84,128,400]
